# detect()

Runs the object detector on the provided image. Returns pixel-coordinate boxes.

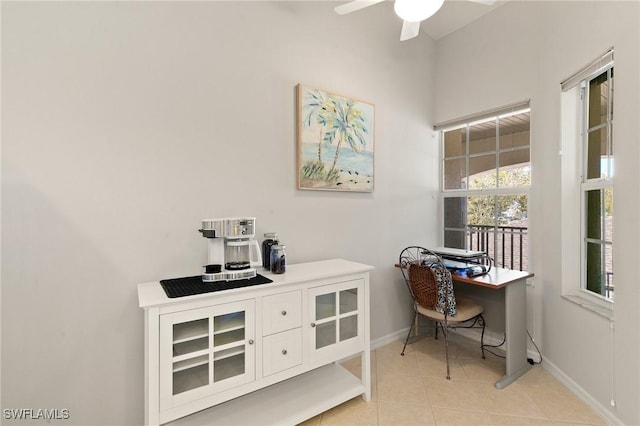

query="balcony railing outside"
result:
[467,225,528,271]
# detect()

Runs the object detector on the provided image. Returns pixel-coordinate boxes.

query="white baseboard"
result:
[542,357,622,426]
[370,324,507,352]
[371,327,410,350]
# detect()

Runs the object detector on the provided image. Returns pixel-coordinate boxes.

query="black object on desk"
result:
[160,274,273,298]
[432,247,492,275]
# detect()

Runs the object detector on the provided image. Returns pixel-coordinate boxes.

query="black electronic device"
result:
[432,246,492,276]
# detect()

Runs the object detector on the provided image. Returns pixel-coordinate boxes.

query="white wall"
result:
[435,1,640,424]
[1,2,438,423]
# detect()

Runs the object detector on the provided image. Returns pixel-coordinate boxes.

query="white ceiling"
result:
[335,0,505,41]
[421,0,505,40]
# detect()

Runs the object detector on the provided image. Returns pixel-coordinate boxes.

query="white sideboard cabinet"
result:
[138,259,373,425]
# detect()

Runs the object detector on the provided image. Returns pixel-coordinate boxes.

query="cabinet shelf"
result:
[213,324,244,335]
[213,328,245,347]
[173,355,208,373]
[214,312,245,334]
[173,337,208,357]
[173,363,209,395]
[173,319,208,344]
[213,345,245,362]
[173,349,209,364]
[165,364,364,426]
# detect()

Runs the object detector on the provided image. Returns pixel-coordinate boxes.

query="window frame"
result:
[579,65,614,302]
[560,49,614,312]
[437,105,531,270]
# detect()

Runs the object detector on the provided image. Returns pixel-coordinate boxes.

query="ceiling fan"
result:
[335,0,497,41]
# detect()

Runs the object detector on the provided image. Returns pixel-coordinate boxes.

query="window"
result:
[437,103,531,271]
[561,49,614,303]
[582,67,614,300]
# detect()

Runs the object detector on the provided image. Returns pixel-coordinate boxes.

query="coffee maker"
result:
[199,217,262,282]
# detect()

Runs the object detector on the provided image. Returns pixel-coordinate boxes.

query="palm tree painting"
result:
[297,84,375,192]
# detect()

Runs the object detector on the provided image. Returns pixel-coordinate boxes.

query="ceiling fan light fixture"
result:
[394,0,445,22]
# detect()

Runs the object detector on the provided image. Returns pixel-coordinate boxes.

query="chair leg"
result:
[479,314,486,359]
[442,322,451,380]
[401,311,418,356]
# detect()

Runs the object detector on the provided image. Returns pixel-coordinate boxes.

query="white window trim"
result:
[560,55,614,312]
[438,105,531,269]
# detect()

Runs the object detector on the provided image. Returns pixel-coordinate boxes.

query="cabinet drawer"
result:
[262,290,302,335]
[262,328,302,377]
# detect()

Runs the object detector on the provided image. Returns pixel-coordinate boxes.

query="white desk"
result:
[452,267,534,389]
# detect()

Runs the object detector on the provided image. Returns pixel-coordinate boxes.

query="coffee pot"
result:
[199,217,261,281]
[224,239,261,270]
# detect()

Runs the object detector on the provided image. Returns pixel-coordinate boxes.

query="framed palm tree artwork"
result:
[297,84,375,192]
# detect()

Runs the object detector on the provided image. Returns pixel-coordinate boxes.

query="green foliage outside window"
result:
[466,167,530,226]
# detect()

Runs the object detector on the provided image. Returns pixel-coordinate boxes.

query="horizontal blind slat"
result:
[434,100,530,131]
[560,48,613,92]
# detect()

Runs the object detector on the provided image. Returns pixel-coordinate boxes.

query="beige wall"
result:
[436,1,640,424]
[1,2,436,423]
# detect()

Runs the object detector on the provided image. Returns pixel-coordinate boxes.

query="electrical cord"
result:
[481,333,506,359]
[527,329,542,365]
[480,330,542,364]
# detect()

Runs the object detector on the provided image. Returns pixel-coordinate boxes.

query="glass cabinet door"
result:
[160,300,255,410]
[171,318,210,395]
[309,280,364,361]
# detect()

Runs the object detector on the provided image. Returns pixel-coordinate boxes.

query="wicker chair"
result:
[398,246,486,380]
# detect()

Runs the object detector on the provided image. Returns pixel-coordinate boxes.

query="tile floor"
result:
[299,333,606,426]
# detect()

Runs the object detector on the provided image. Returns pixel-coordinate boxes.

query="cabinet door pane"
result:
[315,320,336,349]
[173,361,209,395]
[339,289,358,314]
[214,346,246,382]
[214,328,245,347]
[173,318,209,356]
[212,309,247,383]
[213,311,245,346]
[174,319,208,343]
[315,293,336,321]
[173,337,208,357]
[339,315,358,341]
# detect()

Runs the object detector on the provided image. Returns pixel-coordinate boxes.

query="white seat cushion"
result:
[416,297,483,323]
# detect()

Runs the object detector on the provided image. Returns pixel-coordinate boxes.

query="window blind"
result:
[560,48,614,92]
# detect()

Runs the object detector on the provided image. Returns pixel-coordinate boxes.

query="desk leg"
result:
[495,279,531,389]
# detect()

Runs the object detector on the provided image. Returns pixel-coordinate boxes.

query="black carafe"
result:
[261,233,279,269]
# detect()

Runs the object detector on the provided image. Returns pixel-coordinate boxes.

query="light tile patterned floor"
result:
[299,334,606,426]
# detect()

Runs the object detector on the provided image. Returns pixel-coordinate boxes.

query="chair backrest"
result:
[408,264,438,310]
[398,246,457,316]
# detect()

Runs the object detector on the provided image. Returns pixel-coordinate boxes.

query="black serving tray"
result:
[160,274,273,298]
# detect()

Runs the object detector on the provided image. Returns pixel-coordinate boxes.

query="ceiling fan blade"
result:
[334,0,386,15]
[400,20,420,41]
[465,0,497,5]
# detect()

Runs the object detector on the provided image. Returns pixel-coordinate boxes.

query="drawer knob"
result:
[281,310,287,316]
[282,349,287,355]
